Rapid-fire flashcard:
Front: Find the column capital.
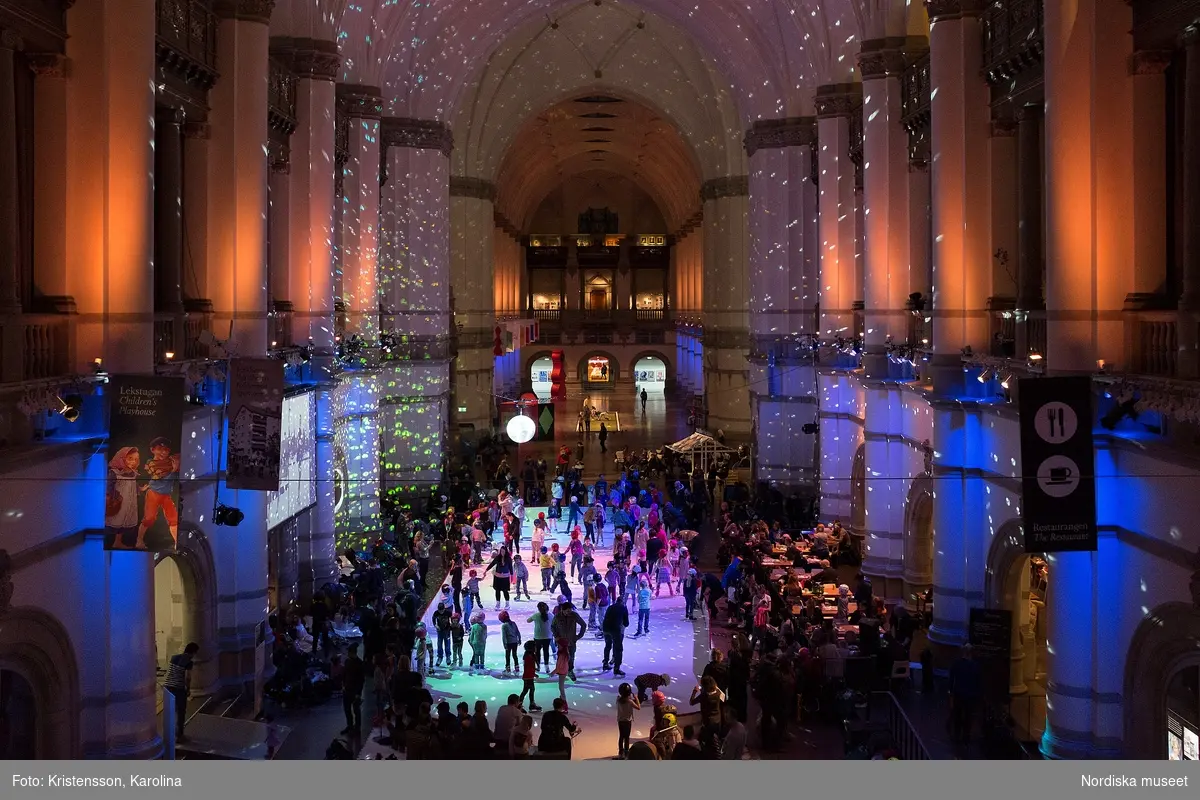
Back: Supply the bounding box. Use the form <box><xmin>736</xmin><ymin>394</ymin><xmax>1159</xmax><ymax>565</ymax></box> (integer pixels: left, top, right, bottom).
<box><xmin>156</xmin><ymin>106</ymin><xmax>186</xmax><ymax>127</ymax></box>
<box><xmin>336</xmin><ymin>83</ymin><xmax>383</xmax><ymax>119</ymax></box>
<box><xmin>700</xmin><ymin>175</ymin><xmax>749</xmax><ymax>201</ymax></box>
<box><xmin>213</xmin><ymin>0</ymin><xmax>275</xmax><ymax>24</ymax></box>
<box><xmin>814</xmin><ymin>83</ymin><xmax>863</xmax><ymax>119</ymax></box>
<box><xmin>380</xmin><ymin>117</ymin><xmax>453</xmax><ymax>157</ymax></box>
<box><xmin>27</xmin><ymin>53</ymin><xmax>68</xmax><ymax>78</ymax></box>
<box><xmin>858</xmin><ymin>37</ymin><xmax>928</xmax><ymax>80</ymax></box>
<box><xmin>989</xmin><ymin>116</ymin><xmax>1018</xmax><ymax>137</ymax></box>
<box><xmin>183</xmin><ymin>121</ymin><xmax>211</xmax><ymax>140</ymax></box>
<box><xmin>924</xmin><ymin>0</ymin><xmax>985</xmax><ymax>22</ymax></box>
<box><xmin>271</xmin><ymin>37</ymin><xmax>340</xmax><ymax>82</ymax></box>
<box><xmin>1127</xmin><ymin>50</ymin><xmax>1173</xmax><ymax>75</ymax></box>
<box><xmin>0</xmin><ymin>27</ymin><xmax>24</xmax><ymax>51</ymax></box>
<box><xmin>743</xmin><ymin>117</ymin><xmax>815</xmax><ymax>157</ymax></box>
<box><xmin>449</xmin><ymin>176</ymin><xmax>497</xmax><ymax>202</ymax></box>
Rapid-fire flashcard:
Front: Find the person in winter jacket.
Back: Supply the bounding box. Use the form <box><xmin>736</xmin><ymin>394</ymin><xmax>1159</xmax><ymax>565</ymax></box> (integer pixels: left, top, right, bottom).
<box><xmin>513</xmin><ymin>554</ymin><xmax>531</xmax><ymax>600</ymax></box>
<box><xmin>602</xmin><ymin>599</ymin><xmax>629</xmax><ymax>676</ymax></box>
<box><xmin>526</xmin><ymin>602</ymin><xmax>553</xmax><ymax>671</ymax></box>
<box><xmin>449</xmin><ymin>612</ymin><xmax>466</xmax><ymax>667</ymax></box>
<box><xmin>682</xmin><ymin>568</ymin><xmax>700</xmax><ymax>621</ymax></box>
<box><xmin>468</xmin><ymin>611</ymin><xmax>488</xmax><ymax>672</ymax></box>
<box><xmin>432</xmin><ymin>601</ymin><xmax>453</xmax><ymax>666</ymax></box>
<box><xmin>588</xmin><ymin>579</ymin><xmax>610</xmax><ymax>631</ymax></box>
<box><xmin>550</xmin><ymin>600</ymin><xmax>587</xmax><ymax>681</ymax></box>
<box><xmin>499</xmin><ymin>610</ymin><xmax>522</xmax><ymax>673</ymax></box>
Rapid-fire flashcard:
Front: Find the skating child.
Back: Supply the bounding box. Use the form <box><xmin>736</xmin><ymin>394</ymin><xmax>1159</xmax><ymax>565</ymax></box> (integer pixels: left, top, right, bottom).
<box><xmin>518</xmin><ymin>641</ymin><xmax>542</xmax><ymax>712</ymax></box>
<box><xmin>682</xmin><ymin>568</ymin><xmax>699</xmax><ymax>621</ymax></box>
<box><xmin>451</xmin><ymin>614</ymin><xmax>468</xmax><ymax>671</ymax></box>
<box><xmin>468</xmin><ymin>610</ymin><xmax>488</xmax><ymax>672</ymax></box>
<box><xmin>675</xmin><ymin>547</ymin><xmax>691</xmax><ymax>593</ymax></box>
<box><xmin>531</xmin><ymin>514</ymin><xmax>546</xmax><ymax>556</ymax></box>
<box><xmin>547</xmin><ymin>498</ymin><xmax>562</xmax><ymax>530</ymax></box>
<box><xmin>589</xmin><ymin>578</ymin><xmax>609</xmax><ymax>633</ymax></box>
<box><xmin>466</xmin><ymin>569</ymin><xmax>482</xmax><ymax>614</ymax></box>
<box><xmin>654</xmin><ymin>552</ymin><xmax>674</xmax><ymax>597</ymax></box>
<box><xmin>568</xmin><ymin>530</ymin><xmax>584</xmax><ymax>580</ymax></box>
<box><xmin>499</xmin><ymin>610</ymin><xmax>522</xmax><ymax>673</ymax></box>
<box><xmin>458</xmin><ymin>536</ymin><xmax>471</xmax><ymax>565</ymax></box>
<box><xmin>552</xmin><ymin>553</ymin><xmax>572</xmax><ymax>604</ymax></box>
<box><xmin>433</xmin><ymin>601</ymin><xmax>453</xmax><ymax>666</ymax></box>
<box><xmin>471</xmin><ymin>526</ymin><xmax>487</xmax><ymax>564</ymax></box>
<box><xmin>635</xmin><ymin>579</ymin><xmax>653</xmax><ymax>635</ymax></box>
<box><xmin>634</xmin><ymin>672</ymin><xmax>672</xmax><ymax>703</ymax></box>
<box><xmin>578</xmin><ymin>556</ymin><xmax>598</xmax><ymax>609</ymax></box>
<box><xmin>615</xmin><ymin>683</ymin><xmax>640</xmax><ymax>759</ymax></box>
<box><xmin>538</xmin><ymin>546</ymin><xmax>554</xmax><ymax>593</ymax></box>
<box><xmin>667</xmin><ymin>539</ymin><xmax>681</xmax><ymax>579</ymax></box>
<box><xmin>413</xmin><ymin>623</ymin><xmax>433</xmax><ymax>678</ymax></box>
<box><xmin>605</xmin><ymin>561</ymin><xmax>621</xmax><ymax>602</ymax></box>
<box><xmin>513</xmin><ymin>554</ymin><xmax>532</xmax><ymax>600</ymax></box>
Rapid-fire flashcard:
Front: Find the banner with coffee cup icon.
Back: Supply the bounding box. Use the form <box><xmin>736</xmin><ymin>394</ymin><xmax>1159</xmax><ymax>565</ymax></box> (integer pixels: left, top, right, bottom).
<box><xmin>1018</xmin><ymin>376</ymin><xmax>1097</xmax><ymax>552</ymax></box>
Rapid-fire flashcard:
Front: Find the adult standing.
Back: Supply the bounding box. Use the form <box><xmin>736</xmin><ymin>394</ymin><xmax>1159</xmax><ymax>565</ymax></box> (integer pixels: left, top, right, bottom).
<box><xmin>164</xmin><ymin>642</ymin><xmax>199</xmax><ymax>742</ymax></box>
<box><xmin>640</xmin><ymin>388</ymin><xmax>648</xmax><ymax>412</ymax></box>
<box><xmin>483</xmin><ymin>547</ymin><xmax>514</xmax><ymax>609</ymax></box>
<box><xmin>448</xmin><ymin>554</ymin><xmax>465</xmax><ymax>615</ymax></box>
<box><xmin>601</xmin><ymin>598</ymin><xmax>629</xmax><ymax>677</ymax></box>
<box><xmin>341</xmin><ymin>644</ymin><xmax>367</xmax><ymax>736</ymax></box>
<box><xmin>551</xmin><ymin>599</ymin><xmax>587</xmax><ymax>681</ymax></box>
<box><xmin>527</xmin><ymin>602</ymin><xmax>553</xmax><ymax>672</ymax></box>
<box><xmin>598</xmin><ymin>422</ymin><xmax>609</xmax><ymax>453</ymax></box>
<box><xmin>948</xmin><ymin>644</ymin><xmax>983</xmax><ymax>744</ymax></box>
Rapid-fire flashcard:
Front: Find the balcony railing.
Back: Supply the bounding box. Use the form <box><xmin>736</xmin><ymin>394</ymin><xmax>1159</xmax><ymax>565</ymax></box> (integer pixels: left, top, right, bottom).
<box><xmin>981</xmin><ymin>0</ymin><xmax>1045</xmax><ymax>86</ymax></box>
<box><xmin>634</xmin><ymin>308</ymin><xmax>665</xmax><ymax>322</ymax></box>
<box><xmin>270</xmin><ymin>301</ymin><xmax>294</xmax><ymax>348</ymax></box>
<box><xmin>0</xmin><ymin>315</ymin><xmax>74</xmax><ymax>382</ymax></box>
<box><xmin>155</xmin><ymin>0</ymin><xmax>217</xmax><ymax>73</ymax></box>
<box><xmin>531</xmin><ymin>308</ymin><xmax>561</xmax><ymax>322</ymax></box>
<box><xmin>154</xmin><ymin>305</ymin><xmax>215</xmax><ymax>364</ymax></box>
<box><xmin>1125</xmin><ymin>309</ymin><xmax>1179</xmax><ymax>377</ymax></box>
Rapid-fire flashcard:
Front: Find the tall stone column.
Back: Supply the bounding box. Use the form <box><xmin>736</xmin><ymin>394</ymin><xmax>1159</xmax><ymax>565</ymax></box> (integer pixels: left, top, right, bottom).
<box><xmin>278</xmin><ymin>39</ymin><xmax>338</xmax><ymax>357</ymax></box>
<box><xmin>1014</xmin><ymin>105</ymin><xmax>1043</xmax><ymax>358</ymax></box>
<box><xmin>988</xmin><ymin>117</ymin><xmax>1018</xmax><ymax>303</ymax></box>
<box><xmin>379</xmin><ymin>117</ymin><xmax>453</xmax><ymax>497</ymax></box>
<box><xmin>1127</xmin><ymin>51</ymin><xmax>1172</xmax><ymax>300</ymax></box>
<box><xmin>338</xmin><ymin>84</ymin><xmax>382</xmax><ymax>339</ymax></box>
<box><xmin>1179</xmin><ymin>28</ymin><xmax>1200</xmax><ymax>377</ymax></box>
<box><xmin>268</xmin><ymin>157</ymin><xmax>291</xmax><ymax>327</ymax></box>
<box><xmin>209</xmin><ymin>1</ymin><xmax>272</xmax><ymax>357</ymax></box>
<box><xmin>860</xmin><ymin>41</ymin><xmax>917</xmax><ymax>377</ymax></box>
<box><xmin>28</xmin><ymin>54</ymin><xmax>72</xmax><ymax>310</ymax></box>
<box><xmin>926</xmin><ymin>0</ymin><xmax>991</xmax><ymax>391</ymax></box>
<box><xmin>65</xmin><ymin>0</ymin><xmax>155</xmax><ymax>374</ymax></box>
<box><xmin>1042</xmin><ymin>0</ymin><xmax>1133</xmax><ymax>374</ymax></box>
<box><xmin>908</xmin><ymin>160</ymin><xmax>932</xmax><ymax>306</ymax></box>
<box><xmin>450</xmin><ymin>176</ymin><xmax>498</xmax><ymax>433</ymax></box>
<box><xmin>815</xmin><ymin>84</ymin><xmax>862</xmax><ymax>355</ymax></box>
<box><xmin>0</xmin><ymin>28</ymin><xmax>22</xmax><ymax>313</ymax></box>
<box><xmin>745</xmin><ymin>118</ymin><xmax>819</xmax><ymax>488</ymax></box>
<box><xmin>182</xmin><ymin>121</ymin><xmax>212</xmax><ymax>303</ymax></box>
<box><xmin>700</xmin><ymin>175</ymin><xmax>750</xmax><ymax>437</ymax></box>
<box><xmin>154</xmin><ymin>107</ymin><xmax>185</xmax><ymax>313</ymax></box>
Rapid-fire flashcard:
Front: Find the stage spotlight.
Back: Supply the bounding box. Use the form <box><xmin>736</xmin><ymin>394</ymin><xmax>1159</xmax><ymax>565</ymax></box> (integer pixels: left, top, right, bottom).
<box><xmin>57</xmin><ymin>394</ymin><xmax>83</xmax><ymax>423</ymax></box>
<box><xmin>213</xmin><ymin>504</ymin><xmax>245</xmax><ymax>526</ymax></box>
<box><xmin>977</xmin><ymin>368</ymin><xmax>993</xmax><ymax>383</ymax></box>
<box><xmin>999</xmin><ymin>371</ymin><xmax>1012</xmax><ymax>389</ymax></box>
<box><xmin>1100</xmin><ymin>397</ymin><xmax>1139</xmax><ymax>430</ymax></box>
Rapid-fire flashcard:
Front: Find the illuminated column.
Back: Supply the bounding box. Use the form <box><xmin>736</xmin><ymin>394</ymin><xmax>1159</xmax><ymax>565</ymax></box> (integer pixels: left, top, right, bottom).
<box><xmin>301</xmin><ymin>385</ymin><xmax>338</xmax><ymax>598</ymax></box>
<box><xmin>64</xmin><ymin>0</ymin><xmax>156</xmax><ymax>373</ymax></box>
<box><xmin>860</xmin><ymin>42</ymin><xmax>916</xmax><ymax>377</ymax></box>
<box><xmin>816</xmin><ymin>84</ymin><xmax>862</xmax><ymax>354</ymax></box>
<box><xmin>701</xmin><ymin>176</ymin><xmax>750</xmax><ymax>437</ymax></box>
<box><xmin>450</xmin><ymin>176</ymin><xmax>497</xmax><ymax>432</ymax></box>
<box><xmin>268</xmin><ymin>156</ymin><xmax>291</xmax><ymax>322</ymax></box>
<box><xmin>908</xmin><ymin>160</ymin><xmax>932</xmax><ymax>304</ymax></box>
<box><xmin>277</xmin><ymin>39</ymin><xmax>338</xmax><ymax>356</ymax></box>
<box><xmin>927</xmin><ymin>0</ymin><xmax>990</xmax><ymax>390</ymax></box>
<box><xmin>338</xmin><ymin>85</ymin><xmax>382</xmax><ymax>339</ymax></box>
<box><xmin>208</xmin><ymin>1</ymin><xmax>272</xmax><ymax>357</ymax></box>
<box><xmin>745</xmin><ymin>118</ymin><xmax>819</xmax><ymax>488</ymax></box>
<box><xmin>1126</xmin><ymin>51</ymin><xmax>1171</xmax><ymax>302</ymax></box>
<box><xmin>1179</xmin><ymin>28</ymin><xmax>1200</xmax><ymax>377</ymax></box>
<box><xmin>988</xmin><ymin>117</ymin><xmax>1018</xmax><ymax>309</ymax></box>
<box><xmin>182</xmin><ymin>121</ymin><xmax>211</xmax><ymax>302</ymax></box>
<box><xmin>1042</xmin><ymin>0</ymin><xmax>1133</xmax><ymax>373</ymax></box>
<box><xmin>155</xmin><ymin>107</ymin><xmax>185</xmax><ymax>314</ymax></box>
<box><xmin>379</xmin><ymin>117</ymin><xmax>452</xmax><ymax>498</ymax></box>
<box><xmin>0</xmin><ymin>28</ymin><xmax>21</xmax><ymax>312</ymax></box>
<box><xmin>28</xmin><ymin>54</ymin><xmax>72</xmax><ymax>311</ymax></box>
<box><xmin>927</xmin><ymin>402</ymin><xmax>968</xmax><ymax>648</ymax></box>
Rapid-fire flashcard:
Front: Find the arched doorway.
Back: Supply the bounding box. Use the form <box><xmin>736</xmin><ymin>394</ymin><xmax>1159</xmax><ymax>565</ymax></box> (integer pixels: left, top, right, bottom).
<box><xmin>581</xmin><ymin>353</ymin><xmax>617</xmax><ymax>387</ymax></box>
<box><xmin>984</xmin><ymin>520</ymin><xmax>1050</xmax><ymax>743</ymax></box>
<box><xmin>0</xmin><ymin>668</ymin><xmax>37</xmax><ymax>758</ymax></box>
<box><xmin>1125</xmin><ymin>602</ymin><xmax>1200</xmax><ymax>758</ymax></box>
<box><xmin>530</xmin><ymin>355</ymin><xmax>554</xmax><ymax>398</ymax></box>
<box><xmin>902</xmin><ymin>474</ymin><xmax>934</xmax><ymax>613</ymax></box>
<box><xmin>633</xmin><ymin>355</ymin><xmax>667</xmax><ymax>393</ymax></box>
<box><xmin>154</xmin><ymin>556</ymin><xmax>196</xmax><ymax>677</ymax></box>
<box><xmin>154</xmin><ymin>524</ymin><xmax>218</xmax><ymax>701</ymax></box>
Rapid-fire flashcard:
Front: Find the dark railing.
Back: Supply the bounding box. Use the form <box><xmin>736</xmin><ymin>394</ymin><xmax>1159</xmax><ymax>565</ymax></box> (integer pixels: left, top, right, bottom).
<box><xmin>872</xmin><ymin>691</ymin><xmax>932</xmax><ymax>760</ymax></box>
<box><xmin>531</xmin><ymin>308</ymin><xmax>561</xmax><ymax>322</ymax></box>
<box><xmin>981</xmin><ymin>0</ymin><xmax>1045</xmax><ymax>85</ymax></box>
<box><xmin>901</xmin><ymin>51</ymin><xmax>932</xmax><ymax>162</ymax></box>
<box><xmin>155</xmin><ymin>0</ymin><xmax>217</xmax><ymax>72</ymax></box>
<box><xmin>268</xmin><ymin>57</ymin><xmax>298</xmax><ymax>134</ymax></box>
<box><xmin>634</xmin><ymin>308</ymin><xmax>665</xmax><ymax>322</ymax></box>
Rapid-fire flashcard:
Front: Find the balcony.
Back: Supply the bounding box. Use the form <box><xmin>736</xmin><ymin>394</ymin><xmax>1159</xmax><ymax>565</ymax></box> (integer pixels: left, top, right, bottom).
<box><xmin>153</xmin><ymin>302</ymin><xmax>215</xmax><ymax>365</ymax></box>
<box><xmin>1124</xmin><ymin>307</ymin><xmax>1182</xmax><ymax>378</ymax></box>
<box><xmin>154</xmin><ymin>0</ymin><xmax>218</xmax><ymax>89</ymax></box>
<box><xmin>0</xmin><ymin>314</ymin><xmax>74</xmax><ymax>383</ymax></box>
<box><xmin>981</xmin><ymin>0</ymin><xmax>1045</xmax><ymax>86</ymax></box>
<box><xmin>531</xmin><ymin>308</ymin><xmax>561</xmax><ymax>323</ymax></box>
<box><xmin>270</xmin><ymin>301</ymin><xmax>294</xmax><ymax>348</ymax></box>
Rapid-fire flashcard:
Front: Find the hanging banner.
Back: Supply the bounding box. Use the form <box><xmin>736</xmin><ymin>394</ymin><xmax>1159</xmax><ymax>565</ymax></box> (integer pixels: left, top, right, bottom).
<box><xmin>1017</xmin><ymin>376</ymin><xmax>1097</xmax><ymax>552</ymax></box>
<box><xmin>226</xmin><ymin>358</ymin><xmax>285</xmax><ymax>491</ymax></box>
<box><xmin>104</xmin><ymin>375</ymin><xmax>185</xmax><ymax>552</ymax></box>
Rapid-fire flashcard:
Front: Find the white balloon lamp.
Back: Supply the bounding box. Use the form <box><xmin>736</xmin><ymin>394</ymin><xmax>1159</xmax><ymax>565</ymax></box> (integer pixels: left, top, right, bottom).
<box><xmin>506</xmin><ymin>413</ymin><xmax>536</xmax><ymax>444</ymax></box>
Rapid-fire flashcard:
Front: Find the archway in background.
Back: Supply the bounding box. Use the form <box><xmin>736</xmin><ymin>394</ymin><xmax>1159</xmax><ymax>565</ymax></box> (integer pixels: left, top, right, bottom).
<box><xmin>902</xmin><ymin>474</ymin><xmax>934</xmax><ymax>611</ymax></box>
<box><xmin>1125</xmin><ymin>602</ymin><xmax>1200</xmax><ymax>758</ymax></box>
<box><xmin>0</xmin><ymin>668</ymin><xmax>37</xmax><ymax>758</ymax></box>
<box><xmin>157</xmin><ymin>524</ymin><xmax>219</xmax><ymax>698</ymax></box>
<box><xmin>531</xmin><ymin>355</ymin><xmax>554</xmax><ymax>398</ymax></box>
<box><xmin>580</xmin><ymin>352</ymin><xmax>619</xmax><ymax>387</ymax></box>
<box><xmin>0</xmin><ymin>607</ymin><xmax>81</xmax><ymax>758</ymax></box>
<box><xmin>633</xmin><ymin>355</ymin><xmax>667</xmax><ymax>393</ymax></box>
<box><xmin>154</xmin><ymin>557</ymin><xmax>195</xmax><ymax>676</ymax></box>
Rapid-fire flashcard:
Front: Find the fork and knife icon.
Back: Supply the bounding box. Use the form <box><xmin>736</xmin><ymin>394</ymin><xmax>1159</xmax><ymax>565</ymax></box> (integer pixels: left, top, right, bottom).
<box><xmin>1045</xmin><ymin>406</ymin><xmax>1067</xmax><ymax>439</ymax></box>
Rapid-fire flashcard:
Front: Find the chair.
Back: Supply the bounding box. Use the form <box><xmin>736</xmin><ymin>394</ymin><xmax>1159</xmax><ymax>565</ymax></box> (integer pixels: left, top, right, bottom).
<box><xmin>889</xmin><ymin>661</ymin><xmax>911</xmax><ymax>690</ymax></box>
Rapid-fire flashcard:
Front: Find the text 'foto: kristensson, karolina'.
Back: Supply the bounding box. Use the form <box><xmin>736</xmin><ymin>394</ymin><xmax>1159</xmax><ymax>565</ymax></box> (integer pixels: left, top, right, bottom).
<box><xmin>1082</xmin><ymin>775</ymin><xmax>1189</xmax><ymax>788</ymax></box>
<box><xmin>13</xmin><ymin>774</ymin><xmax>183</xmax><ymax>788</ymax></box>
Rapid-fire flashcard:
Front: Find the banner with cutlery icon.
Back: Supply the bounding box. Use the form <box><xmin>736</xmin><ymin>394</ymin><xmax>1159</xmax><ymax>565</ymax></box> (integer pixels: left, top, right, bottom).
<box><xmin>1018</xmin><ymin>376</ymin><xmax>1097</xmax><ymax>552</ymax></box>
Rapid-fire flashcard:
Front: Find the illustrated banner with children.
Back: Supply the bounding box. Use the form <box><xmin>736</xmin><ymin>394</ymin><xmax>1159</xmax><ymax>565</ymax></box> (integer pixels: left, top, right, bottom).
<box><xmin>103</xmin><ymin>375</ymin><xmax>186</xmax><ymax>553</ymax></box>
<box><xmin>226</xmin><ymin>358</ymin><xmax>285</xmax><ymax>491</ymax></box>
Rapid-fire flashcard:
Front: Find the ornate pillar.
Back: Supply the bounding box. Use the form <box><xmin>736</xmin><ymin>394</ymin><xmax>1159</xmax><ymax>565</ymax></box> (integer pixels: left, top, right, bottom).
<box><xmin>815</xmin><ymin>84</ymin><xmax>862</xmax><ymax>358</ymax></box>
<box><xmin>700</xmin><ymin>175</ymin><xmax>751</xmax><ymax>437</ymax></box>
<box><xmin>988</xmin><ymin>116</ymin><xmax>1018</xmax><ymax>303</ymax></box>
<box><xmin>449</xmin><ymin>176</ymin><xmax>498</xmax><ymax>433</ymax></box>
<box><xmin>182</xmin><ymin>121</ymin><xmax>212</xmax><ymax>303</ymax></box>
<box><xmin>745</xmin><ymin>117</ymin><xmax>819</xmax><ymax>487</ymax></box>
<box><xmin>1179</xmin><ymin>28</ymin><xmax>1200</xmax><ymax>377</ymax></box>
<box><xmin>268</xmin><ymin>156</ymin><xmax>291</xmax><ymax>326</ymax></box>
<box><xmin>29</xmin><ymin>53</ymin><xmax>72</xmax><ymax>310</ymax></box>
<box><xmin>209</xmin><ymin>0</ymin><xmax>273</xmax><ymax>357</ymax></box>
<box><xmin>1127</xmin><ymin>51</ymin><xmax>1171</xmax><ymax>301</ymax></box>
<box><xmin>379</xmin><ymin>117</ymin><xmax>453</xmax><ymax>498</ymax></box>
<box><xmin>154</xmin><ymin>107</ymin><xmax>185</xmax><ymax>313</ymax></box>
<box><xmin>1014</xmin><ymin>105</ymin><xmax>1043</xmax><ymax>358</ymax></box>
<box><xmin>0</xmin><ymin>28</ymin><xmax>21</xmax><ymax>313</ymax></box>
<box><xmin>338</xmin><ymin>84</ymin><xmax>382</xmax><ymax>339</ymax></box>
<box><xmin>860</xmin><ymin>41</ymin><xmax>917</xmax><ymax>377</ymax></box>
<box><xmin>926</xmin><ymin>0</ymin><xmax>991</xmax><ymax>390</ymax></box>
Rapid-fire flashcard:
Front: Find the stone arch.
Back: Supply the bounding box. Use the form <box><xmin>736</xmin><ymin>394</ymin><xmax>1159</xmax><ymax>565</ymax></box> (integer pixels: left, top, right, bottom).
<box><xmin>630</xmin><ymin>350</ymin><xmax>672</xmax><ymax>381</ymax></box>
<box><xmin>984</xmin><ymin>518</ymin><xmax>1047</xmax><ymax>698</ymax></box>
<box><xmin>154</xmin><ymin>523</ymin><xmax>218</xmax><ymax>696</ymax></box>
<box><xmin>0</xmin><ymin>607</ymin><xmax>82</xmax><ymax>758</ymax></box>
<box><xmin>578</xmin><ymin>351</ymin><xmax>620</xmax><ymax>384</ymax></box>
<box><xmin>1124</xmin><ymin>601</ymin><xmax>1200</xmax><ymax>759</ymax></box>
<box><xmin>902</xmin><ymin>473</ymin><xmax>934</xmax><ymax>607</ymax></box>
<box><xmin>523</xmin><ymin>349</ymin><xmax>556</xmax><ymax>383</ymax></box>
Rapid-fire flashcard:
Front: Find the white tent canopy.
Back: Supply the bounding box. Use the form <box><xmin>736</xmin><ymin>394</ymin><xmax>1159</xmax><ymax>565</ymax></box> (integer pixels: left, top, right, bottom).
<box><xmin>666</xmin><ymin>430</ymin><xmax>737</xmax><ymax>472</ymax></box>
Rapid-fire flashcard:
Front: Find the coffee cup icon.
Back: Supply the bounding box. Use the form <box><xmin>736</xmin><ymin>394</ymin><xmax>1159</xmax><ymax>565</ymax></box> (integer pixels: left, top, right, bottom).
<box><xmin>1048</xmin><ymin>466</ymin><xmax>1073</xmax><ymax>484</ymax></box>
